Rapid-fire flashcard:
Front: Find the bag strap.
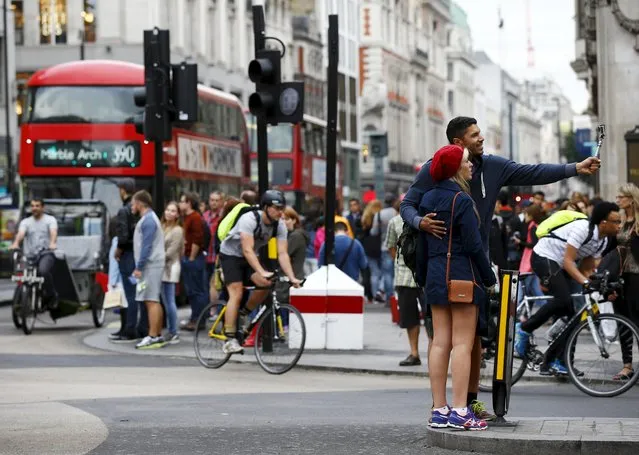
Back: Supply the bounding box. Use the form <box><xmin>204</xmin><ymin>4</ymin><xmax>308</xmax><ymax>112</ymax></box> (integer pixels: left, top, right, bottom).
<box><xmin>338</xmin><ymin>238</ymin><xmax>356</xmax><ymax>269</ymax></box>
<box><xmin>445</xmin><ymin>192</ymin><xmax>477</xmax><ymax>286</ymax></box>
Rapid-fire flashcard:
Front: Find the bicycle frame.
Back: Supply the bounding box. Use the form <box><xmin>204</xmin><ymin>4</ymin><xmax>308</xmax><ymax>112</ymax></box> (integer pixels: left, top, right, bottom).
<box><xmin>207</xmin><ymin>286</ymin><xmax>285</xmax><ymax>342</ymax></box>
<box><xmin>526</xmin><ymin>293</ymin><xmax>607</xmax><ymax>362</ymax></box>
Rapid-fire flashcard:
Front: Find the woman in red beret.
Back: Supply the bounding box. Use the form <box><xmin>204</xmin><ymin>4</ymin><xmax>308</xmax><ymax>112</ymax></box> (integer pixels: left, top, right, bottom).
<box><xmin>419</xmin><ymin>144</ymin><xmax>496</xmax><ymax>431</ymax></box>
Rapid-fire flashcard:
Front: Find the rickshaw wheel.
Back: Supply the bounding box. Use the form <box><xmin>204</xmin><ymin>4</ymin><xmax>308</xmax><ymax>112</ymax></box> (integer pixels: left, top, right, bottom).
<box><xmin>11</xmin><ymin>286</ymin><xmax>22</xmax><ymax>329</ymax></box>
<box><xmin>90</xmin><ymin>283</ymin><xmax>105</xmax><ymax>328</ymax></box>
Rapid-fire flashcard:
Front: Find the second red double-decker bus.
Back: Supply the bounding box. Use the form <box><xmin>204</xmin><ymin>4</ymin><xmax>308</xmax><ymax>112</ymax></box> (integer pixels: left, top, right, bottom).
<box><xmin>245</xmin><ymin>113</ymin><xmax>342</xmax><ymax>213</ymax></box>
<box><xmin>19</xmin><ymin>60</ymin><xmax>249</xmax><ymax>215</ymax></box>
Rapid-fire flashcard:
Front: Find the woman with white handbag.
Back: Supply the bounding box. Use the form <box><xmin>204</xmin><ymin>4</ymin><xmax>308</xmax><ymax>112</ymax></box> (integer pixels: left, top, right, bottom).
<box><xmin>107</xmin><ymin>218</ymin><xmax>128</xmax><ymax>340</ymax></box>
<box><xmin>161</xmin><ymin>202</ymin><xmax>184</xmax><ymax>345</ymax></box>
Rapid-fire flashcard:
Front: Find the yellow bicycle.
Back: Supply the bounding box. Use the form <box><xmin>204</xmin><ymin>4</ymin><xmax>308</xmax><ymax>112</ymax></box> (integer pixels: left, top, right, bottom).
<box><xmin>194</xmin><ymin>271</ymin><xmax>306</xmax><ymax>374</ymax></box>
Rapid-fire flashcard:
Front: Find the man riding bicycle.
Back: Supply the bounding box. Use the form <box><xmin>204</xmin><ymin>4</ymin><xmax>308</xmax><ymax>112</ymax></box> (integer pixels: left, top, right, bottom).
<box><xmin>514</xmin><ymin>202</ymin><xmax>621</xmax><ymax>375</ymax></box>
<box><xmin>10</xmin><ymin>198</ymin><xmax>59</xmax><ymax>309</ymax></box>
<box><xmin>218</xmin><ymin>190</ymin><xmax>301</xmax><ymax>354</ymax></box>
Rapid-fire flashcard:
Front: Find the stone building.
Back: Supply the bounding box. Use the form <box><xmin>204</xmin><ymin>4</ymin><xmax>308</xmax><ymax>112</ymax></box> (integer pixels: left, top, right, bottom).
<box><xmin>571</xmin><ymin>0</ymin><xmax>639</xmax><ymax>199</ymax></box>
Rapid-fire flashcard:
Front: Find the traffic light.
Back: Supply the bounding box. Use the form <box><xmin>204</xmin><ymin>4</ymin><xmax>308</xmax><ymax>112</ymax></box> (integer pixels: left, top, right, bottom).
<box><xmin>369</xmin><ymin>132</ymin><xmax>389</xmax><ymax>158</ymax></box>
<box><xmin>171</xmin><ymin>63</ymin><xmax>198</xmax><ymax>123</ymax></box>
<box><xmin>133</xmin><ymin>28</ymin><xmax>172</xmax><ymax>142</ymax></box>
<box><xmin>248</xmin><ymin>49</ymin><xmax>304</xmax><ymax>124</ymax></box>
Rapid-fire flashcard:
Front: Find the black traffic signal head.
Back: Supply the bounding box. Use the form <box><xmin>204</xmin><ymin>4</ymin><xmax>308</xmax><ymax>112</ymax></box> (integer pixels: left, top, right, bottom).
<box><xmin>133</xmin><ymin>87</ymin><xmax>146</xmax><ymax>108</ymax></box>
<box><xmin>248</xmin><ymin>49</ymin><xmax>281</xmax><ymax>85</ymax></box>
<box><xmin>248</xmin><ymin>48</ymin><xmax>304</xmax><ymax>125</ymax></box>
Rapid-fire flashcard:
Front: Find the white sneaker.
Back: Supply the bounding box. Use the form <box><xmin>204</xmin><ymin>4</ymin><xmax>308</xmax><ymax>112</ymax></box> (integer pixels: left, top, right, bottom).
<box><xmin>164</xmin><ymin>333</ymin><xmax>180</xmax><ymax>345</ymax></box>
<box><xmin>135</xmin><ymin>336</ymin><xmax>166</xmax><ymax>350</ymax></box>
<box><xmin>223</xmin><ymin>338</ymin><xmax>244</xmax><ymax>354</ymax></box>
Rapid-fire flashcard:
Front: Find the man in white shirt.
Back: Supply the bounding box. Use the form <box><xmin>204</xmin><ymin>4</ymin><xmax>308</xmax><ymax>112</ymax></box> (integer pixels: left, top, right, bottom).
<box><xmin>11</xmin><ymin>198</ymin><xmax>59</xmax><ymax>308</ymax></box>
<box><xmin>515</xmin><ymin>202</ymin><xmax>621</xmax><ymax>375</ymax></box>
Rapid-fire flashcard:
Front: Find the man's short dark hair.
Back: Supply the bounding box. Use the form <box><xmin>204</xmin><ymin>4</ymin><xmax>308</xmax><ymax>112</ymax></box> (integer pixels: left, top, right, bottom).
<box><xmin>30</xmin><ymin>197</ymin><xmax>44</xmax><ymax>206</ymax></box>
<box><xmin>589</xmin><ymin>197</ymin><xmax>603</xmax><ymax>207</ymax></box>
<box><xmin>181</xmin><ymin>192</ymin><xmax>199</xmax><ymax>211</ymax></box>
<box><xmin>241</xmin><ymin>190</ymin><xmax>257</xmax><ymax>205</ymax></box>
<box><xmin>446</xmin><ymin>116</ymin><xmax>478</xmax><ymax>144</ymax></box>
<box><xmin>498</xmin><ymin>191</ymin><xmax>510</xmax><ymax>206</ymax></box>
<box><xmin>349</xmin><ymin>198</ymin><xmax>360</xmax><ymax>205</ymax></box>
<box><xmin>591</xmin><ymin>202</ymin><xmax>619</xmax><ymax>226</ymax></box>
<box><xmin>132</xmin><ymin>190</ymin><xmax>153</xmax><ymax>208</ymax></box>
<box><xmin>116</xmin><ymin>178</ymin><xmax>136</xmax><ymax>194</ymax></box>
<box><xmin>533</xmin><ymin>191</ymin><xmax>545</xmax><ymax>198</ymax></box>
<box><xmin>335</xmin><ymin>222</ymin><xmax>348</xmax><ymax>232</ymax></box>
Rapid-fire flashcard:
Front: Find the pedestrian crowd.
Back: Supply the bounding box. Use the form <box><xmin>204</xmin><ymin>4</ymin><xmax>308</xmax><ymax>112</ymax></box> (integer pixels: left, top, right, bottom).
<box><xmin>97</xmin><ymin>115</ymin><xmax>639</xmax><ymax>433</ymax></box>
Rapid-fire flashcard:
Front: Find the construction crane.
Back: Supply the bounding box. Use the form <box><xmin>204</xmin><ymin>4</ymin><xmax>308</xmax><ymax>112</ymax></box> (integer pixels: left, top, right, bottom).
<box><xmin>526</xmin><ymin>0</ymin><xmax>535</xmax><ymax>68</ymax></box>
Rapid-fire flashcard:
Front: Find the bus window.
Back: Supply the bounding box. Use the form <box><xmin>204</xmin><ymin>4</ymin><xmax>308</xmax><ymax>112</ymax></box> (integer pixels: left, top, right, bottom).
<box><xmin>314</xmin><ymin>127</ymin><xmax>325</xmax><ymax>157</ymax></box>
<box><xmin>26</xmin><ymin>86</ymin><xmax>142</xmax><ymax>124</ymax></box>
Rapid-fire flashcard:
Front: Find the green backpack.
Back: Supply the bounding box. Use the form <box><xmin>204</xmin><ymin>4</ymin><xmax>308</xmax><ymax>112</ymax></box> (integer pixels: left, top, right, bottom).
<box><xmin>215</xmin><ymin>203</ymin><xmax>278</xmax><ymax>245</ymax></box>
<box><xmin>536</xmin><ymin>210</ymin><xmax>588</xmax><ymax>239</ymax></box>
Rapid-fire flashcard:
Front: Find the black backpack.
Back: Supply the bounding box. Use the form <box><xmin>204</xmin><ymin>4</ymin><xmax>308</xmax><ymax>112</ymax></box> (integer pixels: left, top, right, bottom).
<box><xmin>397</xmin><ymin>222</ymin><xmax>419</xmax><ymax>280</ymax></box>
<box><xmin>201</xmin><ymin>217</ymin><xmax>212</xmax><ymax>252</ymax></box>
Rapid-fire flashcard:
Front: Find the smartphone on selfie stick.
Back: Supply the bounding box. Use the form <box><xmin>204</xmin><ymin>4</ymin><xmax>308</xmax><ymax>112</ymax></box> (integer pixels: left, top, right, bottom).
<box><xmin>594</xmin><ymin>124</ymin><xmax>605</xmax><ymax>159</ymax></box>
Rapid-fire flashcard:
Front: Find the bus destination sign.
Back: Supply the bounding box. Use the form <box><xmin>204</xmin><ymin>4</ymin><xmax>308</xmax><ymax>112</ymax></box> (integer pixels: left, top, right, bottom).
<box><xmin>34</xmin><ymin>140</ymin><xmax>141</xmax><ymax>168</ymax></box>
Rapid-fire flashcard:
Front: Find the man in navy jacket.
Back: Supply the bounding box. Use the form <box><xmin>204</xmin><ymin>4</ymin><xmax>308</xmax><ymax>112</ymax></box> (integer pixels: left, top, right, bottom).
<box><xmin>400</xmin><ymin>116</ymin><xmax>600</xmax><ymax>419</ymax></box>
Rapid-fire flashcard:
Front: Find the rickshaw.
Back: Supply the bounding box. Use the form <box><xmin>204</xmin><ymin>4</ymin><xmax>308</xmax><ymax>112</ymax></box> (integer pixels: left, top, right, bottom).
<box><xmin>11</xmin><ymin>199</ymin><xmax>108</xmax><ymax>334</ymax></box>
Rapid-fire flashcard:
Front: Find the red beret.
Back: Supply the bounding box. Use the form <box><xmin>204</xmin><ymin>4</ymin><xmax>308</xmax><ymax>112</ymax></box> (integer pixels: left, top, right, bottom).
<box><xmin>430</xmin><ymin>145</ymin><xmax>464</xmax><ymax>182</ymax></box>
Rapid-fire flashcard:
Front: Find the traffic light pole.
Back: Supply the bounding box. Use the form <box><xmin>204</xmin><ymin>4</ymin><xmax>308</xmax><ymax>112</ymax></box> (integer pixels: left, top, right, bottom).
<box><xmin>252</xmin><ymin>4</ymin><xmax>273</xmax><ymax>353</ymax></box>
<box><xmin>153</xmin><ymin>140</ymin><xmax>164</xmax><ymax>216</ymax></box>
<box><xmin>252</xmin><ymin>5</ymin><xmax>269</xmax><ymax>198</ymax></box>
<box><xmin>324</xmin><ymin>15</ymin><xmax>339</xmax><ymax>266</ymax></box>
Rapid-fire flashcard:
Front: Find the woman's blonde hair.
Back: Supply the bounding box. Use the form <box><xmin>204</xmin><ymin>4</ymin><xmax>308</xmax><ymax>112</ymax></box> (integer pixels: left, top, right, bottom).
<box><xmin>450</xmin><ymin>148</ymin><xmax>471</xmax><ymax>193</ymax></box>
<box><xmin>161</xmin><ymin>201</ymin><xmax>182</xmax><ymax>229</ymax></box>
<box><xmin>362</xmin><ymin>199</ymin><xmax>383</xmax><ymax>230</ymax></box>
<box><xmin>283</xmin><ymin>207</ymin><xmax>301</xmax><ymax>230</ymax></box>
<box><xmin>618</xmin><ymin>183</ymin><xmax>639</xmax><ymax>235</ymax></box>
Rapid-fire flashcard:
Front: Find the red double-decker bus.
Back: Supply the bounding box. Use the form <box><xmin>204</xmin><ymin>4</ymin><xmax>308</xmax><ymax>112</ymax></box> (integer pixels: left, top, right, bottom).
<box><xmin>19</xmin><ymin>60</ymin><xmax>249</xmax><ymax>215</ymax></box>
<box><xmin>245</xmin><ymin>113</ymin><xmax>342</xmax><ymax>213</ymax></box>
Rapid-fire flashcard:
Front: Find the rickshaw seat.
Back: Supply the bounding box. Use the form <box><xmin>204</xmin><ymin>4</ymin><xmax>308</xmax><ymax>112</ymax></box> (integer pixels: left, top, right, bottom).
<box><xmin>56</xmin><ymin>236</ymin><xmax>102</xmax><ymax>271</ymax></box>
<box><xmin>51</xmin><ymin>250</ymin><xmax>81</xmax><ymax>305</ymax></box>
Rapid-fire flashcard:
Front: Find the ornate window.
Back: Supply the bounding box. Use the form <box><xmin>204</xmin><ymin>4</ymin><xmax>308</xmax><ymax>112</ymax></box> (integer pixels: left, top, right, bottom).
<box><xmin>11</xmin><ymin>1</ymin><xmax>24</xmax><ymax>45</ymax></box>
<box><xmin>39</xmin><ymin>0</ymin><xmax>67</xmax><ymax>45</ymax></box>
<box><xmin>82</xmin><ymin>1</ymin><xmax>97</xmax><ymax>43</ymax></box>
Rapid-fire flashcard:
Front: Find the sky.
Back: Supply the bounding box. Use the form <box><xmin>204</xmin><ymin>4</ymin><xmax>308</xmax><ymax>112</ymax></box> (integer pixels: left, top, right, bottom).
<box><xmin>454</xmin><ymin>0</ymin><xmax>589</xmax><ymax>113</ymax></box>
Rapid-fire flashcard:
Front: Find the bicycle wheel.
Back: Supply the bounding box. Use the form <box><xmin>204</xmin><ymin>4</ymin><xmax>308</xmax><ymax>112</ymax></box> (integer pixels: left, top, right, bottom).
<box><xmin>20</xmin><ymin>285</ymin><xmax>36</xmax><ymax>335</ymax></box>
<box><xmin>12</xmin><ymin>286</ymin><xmax>22</xmax><ymax>329</ymax></box>
<box><xmin>254</xmin><ymin>303</ymin><xmax>306</xmax><ymax>375</ymax></box>
<box><xmin>194</xmin><ymin>302</ymin><xmax>231</xmax><ymax>369</ymax></box>
<box><xmin>478</xmin><ymin>342</ymin><xmax>527</xmax><ymax>393</ymax></box>
<box><xmin>90</xmin><ymin>283</ymin><xmax>106</xmax><ymax>328</ymax></box>
<box><xmin>565</xmin><ymin>313</ymin><xmax>639</xmax><ymax>397</ymax></box>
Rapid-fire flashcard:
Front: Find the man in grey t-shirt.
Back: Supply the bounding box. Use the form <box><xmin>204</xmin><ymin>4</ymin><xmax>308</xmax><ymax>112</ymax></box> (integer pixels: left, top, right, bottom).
<box><xmin>218</xmin><ymin>190</ymin><xmax>301</xmax><ymax>355</ymax></box>
<box><xmin>11</xmin><ymin>198</ymin><xmax>59</xmax><ymax>308</ymax></box>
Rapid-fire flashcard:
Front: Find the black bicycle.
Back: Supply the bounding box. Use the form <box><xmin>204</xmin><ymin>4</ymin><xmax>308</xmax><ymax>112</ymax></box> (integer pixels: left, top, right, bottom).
<box><xmin>194</xmin><ymin>270</ymin><xmax>306</xmax><ymax>374</ymax></box>
<box><xmin>480</xmin><ymin>272</ymin><xmax>639</xmax><ymax>397</ymax></box>
<box><xmin>11</xmin><ymin>250</ymin><xmax>47</xmax><ymax>335</ymax></box>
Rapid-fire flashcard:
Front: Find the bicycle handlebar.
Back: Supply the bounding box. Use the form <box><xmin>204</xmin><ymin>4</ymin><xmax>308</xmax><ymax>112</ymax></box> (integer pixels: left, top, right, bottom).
<box><xmin>585</xmin><ymin>271</ymin><xmax>623</xmax><ymax>296</ymax></box>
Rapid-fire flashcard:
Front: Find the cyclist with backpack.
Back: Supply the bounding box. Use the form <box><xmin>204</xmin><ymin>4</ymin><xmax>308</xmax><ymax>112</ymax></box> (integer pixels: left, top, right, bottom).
<box><xmin>514</xmin><ymin>202</ymin><xmax>621</xmax><ymax>375</ymax></box>
<box><xmin>218</xmin><ymin>190</ymin><xmax>302</xmax><ymax>354</ymax></box>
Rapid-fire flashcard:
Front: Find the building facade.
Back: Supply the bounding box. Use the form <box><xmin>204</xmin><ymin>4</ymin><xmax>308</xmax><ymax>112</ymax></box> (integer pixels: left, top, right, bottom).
<box><xmin>571</xmin><ymin>0</ymin><xmax>639</xmax><ymax>199</ymax></box>
<box><xmin>359</xmin><ymin>0</ymin><xmax>451</xmax><ymax>195</ymax></box>
<box><xmin>522</xmin><ymin>76</ymin><xmax>576</xmax><ymax>199</ymax></box>
<box><xmin>12</xmin><ymin>0</ymin><xmax>294</xmax><ymax>108</ymax></box>
<box><xmin>0</xmin><ymin>6</ymin><xmax>17</xmax><ymax>205</ymax></box>
<box><xmin>473</xmin><ymin>51</ymin><xmax>503</xmax><ymax>156</ymax></box>
<box><xmin>445</xmin><ymin>1</ymin><xmax>475</xmax><ymax>120</ymax></box>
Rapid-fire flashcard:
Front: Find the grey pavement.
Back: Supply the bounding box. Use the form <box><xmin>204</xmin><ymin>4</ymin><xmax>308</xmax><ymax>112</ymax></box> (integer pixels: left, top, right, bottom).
<box><xmin>427</xmin><ymin>417</ymin><xmax>639</xmax><ymax>455</ymax></box>
<box><xmin>84</xmin><ymin>304</ymin><xmax>599</xmax><ymax>384</ymax></box>
<box><xmin>0</xmin><ymin>278</ymin><xmax>14</xmax><ymax>304</ymax></box>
